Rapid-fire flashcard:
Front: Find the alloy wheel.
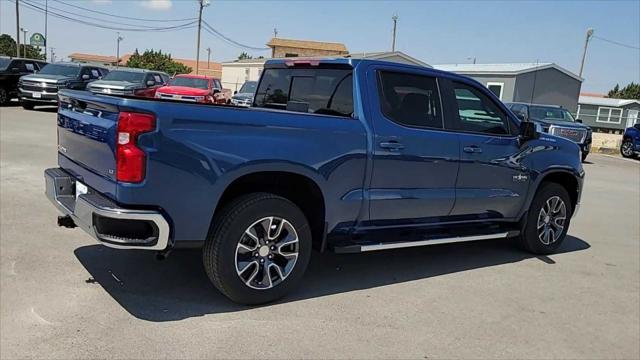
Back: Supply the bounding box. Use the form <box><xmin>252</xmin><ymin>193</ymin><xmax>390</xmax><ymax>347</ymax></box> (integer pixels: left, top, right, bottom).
<box><xmin>537</xmin><ymin>196</ymin><xmax>567</xmax><ymax>245</ymax></box>
<box><xmin>235</xmin><ymin>216</ymin><xmax>299</xmax><ymax>290</ymax></box>
<box><xmin>622</xmin><ymin>142</ymin><xmax>634</xmax><ymax>157</ymax></box>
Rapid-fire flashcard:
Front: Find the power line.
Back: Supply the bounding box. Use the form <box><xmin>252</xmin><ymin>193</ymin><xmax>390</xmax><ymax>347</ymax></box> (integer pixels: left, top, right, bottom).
<box><xmin>23</xmin><ymin>0</ymin><xmax>177</xmax><ymax>28</ymax></box>
<box><xmin>15</xmin><ymin>0</ymin><xmax>197</xmax><ymax>32</ymax></box>
<box><xmin>202</xmin><ymin>21</ymin><xmax>269</xmax><ymax>51</ymax></box>
<box><xmin>52</xmin><ymin>0</ymin><xmax>196</xmax><ymax>22</ymax></box>
<box><xmin>592</xmin><ymin>35</ymin><xmax>640</xmax><ymax>50</ymax></box>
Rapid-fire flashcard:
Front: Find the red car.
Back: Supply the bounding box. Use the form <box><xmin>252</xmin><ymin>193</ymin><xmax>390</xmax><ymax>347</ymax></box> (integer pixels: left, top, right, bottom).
<box><xmin>155</xmin><ymin>74</ymin><xmax>230</xmax><ymax>104</ymax></box>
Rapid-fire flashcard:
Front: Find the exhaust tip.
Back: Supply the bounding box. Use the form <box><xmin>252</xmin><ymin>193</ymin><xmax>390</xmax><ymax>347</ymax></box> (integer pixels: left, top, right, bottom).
<box><xmin>57</xmin><ymin>215</ymin><xmax>77</xmax><ymax>228</ymax></box>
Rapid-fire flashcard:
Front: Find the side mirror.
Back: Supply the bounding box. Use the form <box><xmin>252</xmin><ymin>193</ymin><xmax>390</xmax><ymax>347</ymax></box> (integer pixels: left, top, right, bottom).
<box><xmin>576</xmin><ymin>118</ymin><xmax>583</xmax><ymax>123</ymax></box>
<box><xmin>146</xmin><ymin>80</ymin><xmax>155</xmax><ymax>87</ymax></box>
<box><xmin>82</xmin><ymin>74</ymin><xmax>90</xmax><ymax>80</ymax></box>
<box><xmin>233</xmin><ymin>90</ymin><xmax>238</xmax><ymax>95</ymax></box>
<box><xmin>519</xmin><ymin>121</ymin><xmax>539</xmax><ymax>142</ymax></box>
<box><xmin>213</xmin><ymin>88</ymin><xmax>221</xmax><ymax>94</ymax></box>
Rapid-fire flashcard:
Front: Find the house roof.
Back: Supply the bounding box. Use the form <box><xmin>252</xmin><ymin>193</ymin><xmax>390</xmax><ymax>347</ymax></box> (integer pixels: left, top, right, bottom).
<box><xmin>68</xmin><ymin>53</ymin><xmax>118</xmax><ymax>63</ymax></box>
<box><xmin>579</xmin><ymin>96</ymin><xmax>640</xmax><ymax>107</ymax></box>
<box><xmin>433</xmin><ymin>63</ymin><xmax>583</xmax><ymax>82</ymax></box>
<box><xmin>221</xmin><ymin>58</ymin><xmax>269</xmax><ymax>65</ymax></box>
<box><xmin>266</xmin><ymin>38</ymin><xmax>348</xmax><ymax>53</ymax></box>
<box><xmin>345</xmin><ymin>51</ymin><xmax>431</xmax><ymax>68</ymax></box>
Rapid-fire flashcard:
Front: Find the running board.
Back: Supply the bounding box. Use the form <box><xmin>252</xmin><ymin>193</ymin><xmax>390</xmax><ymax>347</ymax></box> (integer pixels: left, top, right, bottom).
<box><xmin>333</xmin><ymin>231</ymin><xmax>515</xmax><ymax>253</ymax></box>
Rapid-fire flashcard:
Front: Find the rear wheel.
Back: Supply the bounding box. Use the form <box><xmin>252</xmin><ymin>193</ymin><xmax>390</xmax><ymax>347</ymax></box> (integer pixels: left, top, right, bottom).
<box><xmin>0</xmin><ymin>88</ymin><xmax>8</xmax><ymax>105</ymax></box>
<box><xmin>581</xmin><ymin>152</ymin><xmax>588</xmax><ymax>162</ymax></box>
<box><xmin>621</xmin><ymin>140</ymin><xmax>636</xmax><ymax>158</ymax></box>
<box><xmin>203</xmin><ymin>193</ymin><xmax>312</xmax><ymax>305</ymax></box>
<box><xmin>518</xmin><ymin>182</ymin><xmax>572</xmax><ymax>254</ymax></box>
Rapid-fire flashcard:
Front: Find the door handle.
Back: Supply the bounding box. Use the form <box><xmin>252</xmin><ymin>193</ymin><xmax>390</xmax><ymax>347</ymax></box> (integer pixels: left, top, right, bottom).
<box><xmin>463</xmin><ymin>145</ymin><xmax>483</xmax><ymax>153</ymax></box>
<box><xmin>379</xmin><ymin>141</ymin><xmax>405</xmax><ymax>151</ymax></box>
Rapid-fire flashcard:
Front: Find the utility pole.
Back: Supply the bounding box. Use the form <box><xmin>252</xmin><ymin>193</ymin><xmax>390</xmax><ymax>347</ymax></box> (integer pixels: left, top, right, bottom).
<box><xmin>391</xmin><ymin>14</ymin><xmax>398</xmax><ymax>52</ymax></box>
<box><xmin>20</xmin><ymin>28</ymin><xmax>28</xmax><ymax>58</ymax></box>
<box><xmin>50</xmin><ymin>47</ymin><xmax>55</xmax><ymax>62</ymax></box>
<box><xmin>206</xmin><ymin>47</ymin><xmax>211</xmax><ymax>69</ymax></box>
<box><xmin>44</xmin><ymin>0</ymin><xmax>48</xmax><ymax>61</ymax></box>
<box><xmin>579</xmin><ymin>28</ymin><xmax>594</xmax><ymax>78</ymax></box>
<box><xmin>16</xmin><ymin>0</ymin><xmax>20</xmax><ymax>57</ymax></box>
<box><xmin>195</xmin><ymin>0</ymin><xmax>210</xmax><ymax>75</ymax></box>
<box><xmin>273</xmin><ymin>27</ymin><xmax>278</xmax><ymax>38</ymax></box>
<box><xmin>116</xmin><ymin>32</ymin><xmax>123</xmax><ymax>67</ymax></box>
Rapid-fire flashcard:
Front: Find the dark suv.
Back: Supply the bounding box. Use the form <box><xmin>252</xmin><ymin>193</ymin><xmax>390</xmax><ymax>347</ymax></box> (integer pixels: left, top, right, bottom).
<box><xmin>0</xmin><ymin>57</ymin><xmax>48</xmax><ymax>105</ymax></box>
<box><xmin>507</xmin><ymin>102</ymin><xmax>593</xmax><ymax>162</ymax></box>
<box><xmin>19</xmin><ymin>62</ymin><xmax>109</xmax><ymax>110</ymax></box>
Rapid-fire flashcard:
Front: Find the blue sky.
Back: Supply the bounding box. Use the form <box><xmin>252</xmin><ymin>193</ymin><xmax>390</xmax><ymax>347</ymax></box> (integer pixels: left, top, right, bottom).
<box><xmin>1</xmin><ymin>0</ymin><xmax>638</xmax><ymax>93</ymax></box>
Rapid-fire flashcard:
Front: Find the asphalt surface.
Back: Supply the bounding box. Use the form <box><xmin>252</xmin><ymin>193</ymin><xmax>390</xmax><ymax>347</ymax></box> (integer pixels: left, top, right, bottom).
<box><xmin>1</xmin><ymin>104</ymin><xmax>639</xmax><ymax>359</ymax></box>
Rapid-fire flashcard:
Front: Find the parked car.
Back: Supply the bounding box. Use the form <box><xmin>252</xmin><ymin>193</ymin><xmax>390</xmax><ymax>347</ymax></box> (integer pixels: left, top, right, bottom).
<box><xmin>87</xmin><ymin>68</ymin><xmax>169</xmax><ymax>98</ymax></box>
<box><xmin>230</xmin><ymin>80</ymin><xmax>258</xmax><ymax>107</ymax></box>
<box><xmin>45</xmin><ymin>58</ymin><xmax>584</xmax><ymax>305</ymax></box>
<box><xmin>621</xmin><ymin>123</ymin><xmax>640</xmax><ymax>158</ymax></box>
<box><xmin>506</xmin><ymin>102</ymin><xmax>592</xmax><ymax>162</ymax></box>
<box><xmin>0</xmin><ymin>56</ymin><xmax>47</xmax><ymax>105</ymax></box>
<box><xmin>155</xmin><ymin>74</ymin><xmax>229</xmax><ymax>104</ymax></box>
<box><xmin>18</xmin><ymin>62</ymin><xmax>109</xmax><ymax>110</ymax></box>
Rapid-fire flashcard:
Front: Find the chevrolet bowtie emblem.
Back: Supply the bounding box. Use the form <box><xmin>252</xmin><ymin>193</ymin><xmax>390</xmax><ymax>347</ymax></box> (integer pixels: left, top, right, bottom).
<box><xmin>513</xmin><ymin>174</ymin><xmax>528</xmax><ymax>182</ymax></box>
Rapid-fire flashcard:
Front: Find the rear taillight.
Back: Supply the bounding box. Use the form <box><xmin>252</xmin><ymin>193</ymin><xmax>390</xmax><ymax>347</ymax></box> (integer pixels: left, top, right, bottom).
<box><xmin>116</xmin><ymin>112</ymin><xmax>155</xmax><ymax>183</ymax></box>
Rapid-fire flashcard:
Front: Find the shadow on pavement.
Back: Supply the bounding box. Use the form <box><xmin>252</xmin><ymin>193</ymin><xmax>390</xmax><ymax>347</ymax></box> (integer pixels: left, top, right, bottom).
<box><xmin>74</xmin><ymin>235</ymin><xmax>589</xmax><ymax>322</ymax></box>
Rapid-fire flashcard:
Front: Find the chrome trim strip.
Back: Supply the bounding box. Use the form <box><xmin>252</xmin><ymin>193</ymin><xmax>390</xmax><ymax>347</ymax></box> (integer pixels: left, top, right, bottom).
<box><xmin>360</xmin><ymin>232</ymin><xmax>510</xmax><ymax>252</ymax></box>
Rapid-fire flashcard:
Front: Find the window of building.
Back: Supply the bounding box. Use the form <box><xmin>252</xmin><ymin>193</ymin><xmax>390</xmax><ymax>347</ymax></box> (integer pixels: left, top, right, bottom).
<box><xmin>486</xmin><ymin>82</ymin><xmax>504</xmax><ymax>100</ymax></box>
<box><xmin>451</xmin><ymin>81</ymin><xmax>510</xmax><ymax>135</ymax></box>
<box><xmin>596</xmin><ymin>107</ymin><xmax>623</xmax><ymax>124</ymax></box>
<box><xmin>377</xmin><ymin>71</ymin><xmax>443</xmax><ymax>129</ymax></box>
<box><xmin>254</xmin><ymin>68</ymin><xmax>353</xmax><ymax>117</ymax></box>
<box><xmin>285</xmin><ymin>53</ymin><xmax>298</xmax><ymax>57</ymax></box>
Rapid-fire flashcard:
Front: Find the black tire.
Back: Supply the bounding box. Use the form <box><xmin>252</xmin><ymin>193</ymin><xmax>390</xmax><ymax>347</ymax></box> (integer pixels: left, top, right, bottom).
<box><xmin>21</xmin><ymin>101</ymin><xmax>35</xmax><ymax>110</ymax></box>
<box><xmin>518</xmin><ymin>182</ymin><xmax>572</xmax><ymax>255</ymax></box>
<box><xmin>203</xmin><ymin>192</ymin><xmax>312</xmax><ymax>305</ymax></box>
<box><xmin>620</xmin><ymin>140</ymin><xmax>636</xmax><ymax>158</ymax></box>
<box><xmin>581</xmin><ymin>152</ymin><xmax>588</xmax><ymax>162</ymax></box>
<box><xmin>0</xmin><ymin>88</ymin><xmax>8</xmax><ymax>105</ymax></box>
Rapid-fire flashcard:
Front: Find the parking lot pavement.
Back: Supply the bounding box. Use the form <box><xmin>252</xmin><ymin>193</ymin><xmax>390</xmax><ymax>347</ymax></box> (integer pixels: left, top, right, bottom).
<box><xmin>1</xmin><ymin>105</ymin><xmax>639</xmax><ymax>359</ymax></box>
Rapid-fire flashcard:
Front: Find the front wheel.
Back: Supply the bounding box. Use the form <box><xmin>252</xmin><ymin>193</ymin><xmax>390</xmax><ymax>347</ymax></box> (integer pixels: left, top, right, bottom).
<box><xmin>203</xmin><ymin>193</ymin><xmax>312</xmax><ymax>305</ymax></box>
<box><xmin>621</xmin><ymin>140</ymin><xmax>636</xmax><ymax>158</ymax></box>
<box><xmin>21</xmin><ymin>101</ymin><xmax>35</xmax><ymax>110</ymax></box>
<box><xmin>518</xmin><ymin>183</ymin><xmax>572</xmax><ymax>255</ymax></box>
<box><xmin>0</xmin><ymin>88</ymin><xmax>8</xmax><ymax>105</ymax></box>
<box><xmin>581</xmin><ymin>152</ymin><xmax>588</xmax><ymax>162</ymax></box>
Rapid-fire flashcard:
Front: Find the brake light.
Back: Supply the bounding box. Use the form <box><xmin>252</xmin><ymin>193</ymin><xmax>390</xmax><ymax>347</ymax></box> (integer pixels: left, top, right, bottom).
<box><xmin>284</xmin><ymin>59</ymin><xmax>320</xmax><ymax>67</ymax></box>
<box><xmin>116</xmin><ymin>112</ymin><xmax>155</xmax><ymax>183</ymax></box>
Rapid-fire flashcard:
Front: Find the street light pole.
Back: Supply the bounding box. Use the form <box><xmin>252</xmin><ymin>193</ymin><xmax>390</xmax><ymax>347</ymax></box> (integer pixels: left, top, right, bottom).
<box><xmin>20</xmin><ymin>28</ymin><xmax>28</xmax><ymax>58</ymax></box>
<box><xmin>391</xmin><ymin>14</ymin><xmax>398</xmax><ymax>52</ymax></box>
<box><xmin>116</xmin><ymin>32</ymin><xmax>124</xmax><ymax>67</ymax></box>
<box><xmin>206</xmin><ymin>47</ymin><xmax>211</xmax><ymax>69</ymax></box>
<box><xmin>16</xmin><ymin>0</ymin><xmax>20</xmax><ymax>58</ymax></box>
<box><xmin>195</xmin><ymin>0</ymin><xmax>210</xmax><ymax>75</ymax></box>
<box><xmin>579</xmin><ymin>28</ymin><xmax>594</xmax><ymax>78</ymax></box>
<box><xmin>44</xmin><ymin>0</ymin><xmax>48</xmax><ymax>61</ymax></box>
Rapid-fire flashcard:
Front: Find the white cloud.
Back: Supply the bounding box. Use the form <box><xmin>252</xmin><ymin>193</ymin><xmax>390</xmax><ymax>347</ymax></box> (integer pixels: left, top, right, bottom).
<box><xmin>140</xmin><ymin>0</ymin><xmax>173</xmax><ymax>10</ymax></box>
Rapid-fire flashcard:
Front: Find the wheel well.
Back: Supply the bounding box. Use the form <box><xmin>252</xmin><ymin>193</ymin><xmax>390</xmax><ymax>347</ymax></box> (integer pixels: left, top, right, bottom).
<box><xmin>213</xmin><ymin>171</ymin><xmax>326</xmax><ymax>250</ymax></box>
<box><xmin>539</xmin><ymin>172</ymin><xmax>579</xmax><ymax>212</ymax></box>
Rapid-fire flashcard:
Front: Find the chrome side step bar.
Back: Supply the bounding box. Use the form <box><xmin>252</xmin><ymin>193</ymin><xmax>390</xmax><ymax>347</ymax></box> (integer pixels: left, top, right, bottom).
<box><xmin>334</xmin><ymin>232</ymin><xmax>513</xmax><ymax>253</ymax></box>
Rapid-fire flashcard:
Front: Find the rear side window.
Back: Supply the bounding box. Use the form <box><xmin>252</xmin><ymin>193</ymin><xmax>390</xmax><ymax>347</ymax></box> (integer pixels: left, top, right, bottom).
<box><xmin>377</xmin><ymin>71</ymin><xmax>443</xmax><ymax>129</ymax></box>
<box><xmin>254</xmin><ymin>68</ymin><xmax>353</xmax><ymax>117</ymax></box>
<box><xmin>452</xmin><ymin>82</ymin><xmax>510</xmax><ymax>135</ymax></box>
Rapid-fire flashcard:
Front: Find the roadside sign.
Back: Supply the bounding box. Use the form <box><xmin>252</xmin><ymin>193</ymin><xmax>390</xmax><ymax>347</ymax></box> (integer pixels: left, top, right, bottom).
<box><xmin>30</xmin><ymin>33</ymin><xmax>46</xmax><ymax>47</ymax></box>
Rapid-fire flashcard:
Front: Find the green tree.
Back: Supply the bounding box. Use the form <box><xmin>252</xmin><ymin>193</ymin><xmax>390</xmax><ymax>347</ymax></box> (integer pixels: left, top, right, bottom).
<box><xmin>125</xmin><ymin>49</ymin><xmax>191</xmax><ymax>75</ymax></box>
<box><xmin>237</xmin><ymin>52</ymin><xmax>253</xmax><ymax>60</ymax></box>
<box><xmin>607</xmin><ymin>82</ymin><xmax>640</xmax><ymax>100</ymax></box>
<box><xmin>0</xmin><ymin>34</ymin><xmax>45</xmax><ymax>60</ymax></box>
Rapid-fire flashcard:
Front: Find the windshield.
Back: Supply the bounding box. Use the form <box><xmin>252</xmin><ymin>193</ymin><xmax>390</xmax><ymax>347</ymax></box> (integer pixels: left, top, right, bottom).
<box><xmin>39</xmin><ymin>64</ymin><xmax>79</xmax><ymax>76</ymax></box>
<box><xmin>529</xmin><ymin>106</ymin><xmax>575</xmax><ymax>122</ymax></box>
<box><xmin>0</xmin><ymin>58</ymin><xmax>10</xmax><ymax>70</ymax></box>
<box><xmin>102</xmin><ymin>71</ymin><xmax>145</xmax><ymax>83</ymax></box>
<box><xmin>169</xmin><ymin>77</ymin><xmax>209</xmax><ymax>89</ymax></box>
<box><xmin>239</xmin><ymin>81</ymin><xmax>257</xmax><ymax>94</ymax></box>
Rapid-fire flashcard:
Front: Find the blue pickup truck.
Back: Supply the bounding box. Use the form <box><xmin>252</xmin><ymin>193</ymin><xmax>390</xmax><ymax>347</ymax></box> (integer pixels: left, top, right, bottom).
<box><xmin>45</xmin><ymin>58</ymin><xmax>584</xmax><ymax>304</ymax></box>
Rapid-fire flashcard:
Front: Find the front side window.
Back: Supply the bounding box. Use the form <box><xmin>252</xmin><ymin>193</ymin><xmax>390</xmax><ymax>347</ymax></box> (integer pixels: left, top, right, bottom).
<box><xmin>254</xmin><ymin>68</ymin><xmax>353</xmax><ymax>117</ymax></box>
<box><xmin>452</xmin><ymin>82</ymin><xmax>510</xmax><ymax>135</ymax></box>
<box><xmin>377</xmin><ymin>71</ymin><xmax>443</xmax><ymax>129</ymax></box>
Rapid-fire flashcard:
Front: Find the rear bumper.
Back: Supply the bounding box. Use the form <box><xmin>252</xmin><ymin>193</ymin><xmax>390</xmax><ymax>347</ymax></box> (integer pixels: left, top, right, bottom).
<box><xmin>45</xmin><ymin>168</ymin><xmax>170</xmax><ymax>250</ymax></box>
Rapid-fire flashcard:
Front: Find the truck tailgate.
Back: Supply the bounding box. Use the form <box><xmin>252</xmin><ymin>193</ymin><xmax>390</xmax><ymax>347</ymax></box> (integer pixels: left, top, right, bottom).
<box><xmin>57</xmin><ymin>91</ymin><xmax>123</xmax><ymax>195</ymax></box>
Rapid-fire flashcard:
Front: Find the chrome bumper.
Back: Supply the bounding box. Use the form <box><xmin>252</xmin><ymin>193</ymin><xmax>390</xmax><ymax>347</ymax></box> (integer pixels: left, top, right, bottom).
<box><xmin>45</xmin><ymin>168</ymin><xmax>170</xmax><ymax>250</ymax></box>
